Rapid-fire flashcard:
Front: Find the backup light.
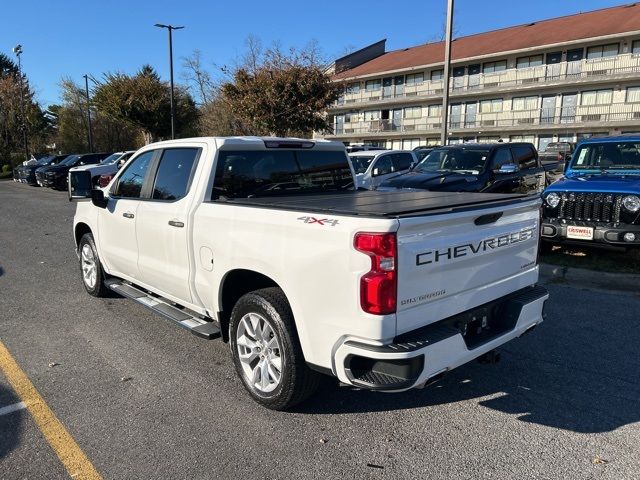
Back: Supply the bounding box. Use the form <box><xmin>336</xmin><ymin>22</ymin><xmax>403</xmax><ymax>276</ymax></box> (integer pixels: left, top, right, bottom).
<box><xmin>622</xmin><ymin>195</ymin><xmax>640</xmax><ymax>213</ymax></box>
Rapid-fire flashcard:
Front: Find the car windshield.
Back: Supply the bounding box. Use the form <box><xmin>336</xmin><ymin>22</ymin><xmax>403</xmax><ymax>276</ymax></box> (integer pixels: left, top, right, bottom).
<box><xmin>99</xmin><ymin>153</ymin><xmax>122</xmax><ymax>165</ymax></box>
<box><xmin>36</xmin><ymin>156</ymin><xmax>54</xmax><ymax>165</ymax></box>
<box><xmin>414</xmin><ymin>149</ymin><xmax>432</xmax><ymax>161</ymax></box>
<box><xmin>349</xmin><ymin>155</ymin><xmax>376</xmax><ymax>174</ymax></box>
<box><xmin>413</xmin><ymin>148</ymin><xmax>489</xmax><ymax>174</ymax></box>
<box><xmin>570</xmin><ymin>142</ymin><xmax>640</xmax><ymax>170</ymax></box>
<box><xmin>60</xmin><ymin>155</ymin><xmax>80</xmax><ymax>166</ymax></box>
<box><xmin>212</xmin><ymin>149</ymin><xmax>354</xmax><ymax>199</ymax></box>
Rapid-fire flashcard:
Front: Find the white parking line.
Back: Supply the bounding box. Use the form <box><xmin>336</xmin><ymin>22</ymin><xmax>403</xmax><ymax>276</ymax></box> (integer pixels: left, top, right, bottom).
<box><xmin>0</xmin><ymin>401</ymin><xmax>27</xmax><ymax>416</ymax></box>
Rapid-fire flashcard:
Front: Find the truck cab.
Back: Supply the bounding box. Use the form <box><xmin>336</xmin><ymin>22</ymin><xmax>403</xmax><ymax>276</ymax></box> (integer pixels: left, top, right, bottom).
<box><xmin>541</xmin><ymin>135</ymin><xmax>640</xmax><ymax>249</ymax></box>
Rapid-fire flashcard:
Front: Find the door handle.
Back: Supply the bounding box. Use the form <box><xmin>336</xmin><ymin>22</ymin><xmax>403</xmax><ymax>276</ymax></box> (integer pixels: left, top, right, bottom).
<box><xmin>168</xmin><ymin>220</ymin><xmax>184</xmax><ymax>228</ymax></box>
<box><xmin>123</xmin><ymin>212</ymin><xmax>134</xmax><ymax>219</ymax></box>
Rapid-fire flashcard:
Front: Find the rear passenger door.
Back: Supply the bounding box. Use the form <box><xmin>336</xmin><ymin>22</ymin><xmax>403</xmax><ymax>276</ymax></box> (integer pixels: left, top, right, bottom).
<box><xmin>136</xmin><ymin>146</ymin><xmax>202</xmax><ymax>304</ymax></box>
<box><xmin>511</xmin><ymin>144</ymin><xmax>544</xmax><ymax>193</ymax></box>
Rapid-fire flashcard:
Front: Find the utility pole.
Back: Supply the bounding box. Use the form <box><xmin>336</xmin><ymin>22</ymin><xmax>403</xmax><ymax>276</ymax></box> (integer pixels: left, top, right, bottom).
<box><xmin>13</xmin><ymin>44</ymin><xmax>29</xmax><ymax>161</ymax></box>
<box><xmin>155</xmin><ymin>23</ymin><xmax>184</xmax><ymax>139</ymax></box>
<box><xmin>440</xmin><ymin>0</ymin><xmax>454</xmax><ymax>146</ymax></box>
<box><xmin>83</xmin><ymin>75</ymin><xmax>94</xmax><ymax>152</ymax></box>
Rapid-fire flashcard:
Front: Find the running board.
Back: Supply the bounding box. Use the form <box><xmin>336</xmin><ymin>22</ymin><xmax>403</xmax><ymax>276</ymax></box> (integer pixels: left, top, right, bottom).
<box><xmin>105</xmin><ymin>279</ymin><xmax>221</xmax><ymax>339</ymax></box>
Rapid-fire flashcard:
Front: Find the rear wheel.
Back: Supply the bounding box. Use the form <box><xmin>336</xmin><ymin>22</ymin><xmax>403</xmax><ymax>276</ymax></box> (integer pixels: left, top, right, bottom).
<box><xmin>79</xmin><ymin>233</ymin><xmax>109</xmax><ymax>297</ymax></box>
<box><xmin>229</xmin><ymin>287</ymin><xmax>320</xmax><ymax>410</ymax></box>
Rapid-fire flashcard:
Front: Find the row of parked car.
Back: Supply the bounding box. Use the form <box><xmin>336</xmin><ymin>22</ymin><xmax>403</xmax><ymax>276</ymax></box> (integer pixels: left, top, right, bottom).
<box><xmin>13</xmin><ymin>151</ymin><xmax>134</xmax><ymax>189</ymax></box>
<box><xmin>348</xmin><ymin>136</ymin><xmax>640</xmax><ymax>252</ymax></box>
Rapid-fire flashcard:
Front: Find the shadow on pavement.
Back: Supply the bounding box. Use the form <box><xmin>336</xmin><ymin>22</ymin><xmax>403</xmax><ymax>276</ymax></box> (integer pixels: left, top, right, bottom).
<box><xmin>0</xmin><ymin>385</ymin><xmax>24</xmax><ymax>459</ymax></box>
<box><xmin>296</xmin><ymin>301</ymin><xmax>640</xmax><ymax>434</ymax></box>
<box><xmin>0</xmin><ymin>265</ymin><xmax>4</xmax><ymax>277</ymax></box>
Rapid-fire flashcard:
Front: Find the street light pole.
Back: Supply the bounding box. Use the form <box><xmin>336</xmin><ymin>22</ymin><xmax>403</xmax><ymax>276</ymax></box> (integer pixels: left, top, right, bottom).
<box><xmin>13</xmin><ymin>44</ymin><xmax>29</xmax><ymax>161</ymax></box>
<box><xmin>154</xmin><ymin>23</ymin><xmax>184</xmax><ymax>140</ymax></box>
<box><xmin>440</xmin><ymin>0</ymin><xmax>454</xmax><ymax>146</ymax></box>
<box><xmin>83</xmin><ymin>75</ymin><xmax>94</xmax><ymax>152</ymax></box>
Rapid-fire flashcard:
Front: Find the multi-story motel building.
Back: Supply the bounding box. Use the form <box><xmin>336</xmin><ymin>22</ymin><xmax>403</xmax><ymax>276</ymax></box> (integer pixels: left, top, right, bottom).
<box><xmin>318</xmin><ymin>3</ymin><xmax>640</xmax><ymax>151</ymax></box>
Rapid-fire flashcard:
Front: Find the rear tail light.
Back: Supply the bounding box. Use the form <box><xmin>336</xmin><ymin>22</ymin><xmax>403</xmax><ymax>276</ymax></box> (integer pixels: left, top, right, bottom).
<box><xmin>354</xmin><ymin>232</ymin><xmax>397</xmax><ymax>315</ymax></box>
<box><xmin>98</xmin><ymin>174</ymin><xmax>113</xmax><ymax>188</ymax></box>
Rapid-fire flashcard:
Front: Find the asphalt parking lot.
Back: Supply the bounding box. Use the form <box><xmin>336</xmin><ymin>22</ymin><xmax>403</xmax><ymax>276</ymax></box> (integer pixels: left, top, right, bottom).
<box><xmin>1</xmin><ymin>181</ymin><xmax>639</xmax><ymax>480</ymax></box>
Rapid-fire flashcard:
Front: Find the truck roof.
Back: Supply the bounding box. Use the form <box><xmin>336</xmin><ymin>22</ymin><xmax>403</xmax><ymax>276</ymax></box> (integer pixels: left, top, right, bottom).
<box><xmin>145</xmin><ymin>136</ymin><xmax>346</xmax><ymax>151</ymax></box>
<box><xmin>224</xmin><ymin>190</ymin><xmax>536</xmax><ymax>218</ymax></box>
<box><xmin>577</xmin><ymin>134</ymin><xmax>640</xmax><ymax>145</ymax></box>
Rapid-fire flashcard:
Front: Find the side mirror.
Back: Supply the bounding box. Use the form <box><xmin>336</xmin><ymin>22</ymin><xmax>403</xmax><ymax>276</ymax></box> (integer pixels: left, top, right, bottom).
<box><xmin>91</xmin><ymin>189</ymin><xmax>108</xmax><ymax>209</ymax></box>
<box><xmin>117</xmin><ymin>158</ymin><xmax>126</xmax><ymax>169</ymax></box>
<box><xmin>68</xmin><ymin>170</ymin><xmax>92</xmax><ymax>201</ymax></box>
<box><xmin>496</xmin><ymin>163</ymin><xmax>518</xmax><ymax>174</ymax></box>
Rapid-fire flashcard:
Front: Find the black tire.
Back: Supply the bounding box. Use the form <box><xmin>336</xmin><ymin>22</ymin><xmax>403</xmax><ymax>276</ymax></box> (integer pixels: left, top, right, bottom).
<box><xmin>78</xmin><ymin>233</ymin><xmax>110</xmax><ymax>297</ymax></box>
<box><xmin>229</xmin><ymin>287</ymin><xmax>320</xmax><ymax>410</ymax></box>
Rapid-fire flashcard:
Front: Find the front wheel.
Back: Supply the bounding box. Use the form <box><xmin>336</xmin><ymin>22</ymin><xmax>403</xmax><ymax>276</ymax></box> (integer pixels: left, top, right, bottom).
<box><xmin>229</xmin><ymin>288</ymin><xmax>320</xmax><ymax>410</ymax></box>
<box><xmin>78</xmin><ymin>233</ymin><xmax>109</xmax><ymax>297</ymax></box>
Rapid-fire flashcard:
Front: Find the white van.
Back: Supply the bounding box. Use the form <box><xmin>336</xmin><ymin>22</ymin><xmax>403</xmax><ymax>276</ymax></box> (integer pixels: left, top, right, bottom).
<box><xmin>349</xmin><ymin>150</ymin><xmax>417</xmax><ymax>190</ymax></box>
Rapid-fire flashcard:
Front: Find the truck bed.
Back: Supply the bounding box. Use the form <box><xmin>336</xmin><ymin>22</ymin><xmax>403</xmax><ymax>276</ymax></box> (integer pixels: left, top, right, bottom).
<box><xmin>220</xmin><ymin>190</ymin><xmax>535</xmax><ymax>218</ymax></box>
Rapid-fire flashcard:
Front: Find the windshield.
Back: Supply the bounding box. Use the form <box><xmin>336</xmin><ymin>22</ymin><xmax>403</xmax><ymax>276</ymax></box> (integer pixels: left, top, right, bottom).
<box><xmin>349</xmin><ymin>155</ymin><xmax>376</xmax><ymax>174</ymax></box>
<box><xmin>414</xmin><ymin>148</ymin><xmax>489</xmax><ymax>174</ymax></box>
<box><xmin>60</xmin><ymin>155</ymin><xmax>80</xmax><ymax>166</ymax></box>
<box><xmin>36</xmin><ymin>156</ymin><xmax>54</xmax><ymax>165</ymax></box>
<box><xmin>99</xmin><ymin>153</ymin><xmax>122</xmax><ymax>165</ymax></box>
<box><xmin>414</xmin><ymin>149</ymin><xmax>432</xmax><ymax>161</ymax></box>
<box><xmin>570</xmin><ymin>142</ymin><xmax>640</xmax><ymax>171</ymax></box>
<box><xmin>213</xmin><ymin>149</ymin><xmax>354</xmax><ymax>199</ymax></box>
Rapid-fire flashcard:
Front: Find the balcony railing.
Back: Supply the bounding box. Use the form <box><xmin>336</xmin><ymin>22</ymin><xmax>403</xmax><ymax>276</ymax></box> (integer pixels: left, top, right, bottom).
<box><xmin>332</xmin><ymin>104</ymin><xmax>640</xmax><ymax>136</ymax></box>
<box><xmin>333</xmin><ymin>53</ymin><xmax>640</xmax><ymax>108</ymax></box>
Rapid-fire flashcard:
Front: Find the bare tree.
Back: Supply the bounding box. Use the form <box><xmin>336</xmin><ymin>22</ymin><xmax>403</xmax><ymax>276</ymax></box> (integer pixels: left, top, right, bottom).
<box><xmin>181</xmin><ymin>50</ymin><xmax>215</xmax><ymax>105</ymax></box>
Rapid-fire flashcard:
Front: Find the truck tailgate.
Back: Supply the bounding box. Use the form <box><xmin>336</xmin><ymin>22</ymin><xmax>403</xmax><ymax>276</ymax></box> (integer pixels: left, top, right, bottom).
<box><xmin>396</xmin><ymin>197</ymin><xmax>541</xmax><ymax>335</ymax></box>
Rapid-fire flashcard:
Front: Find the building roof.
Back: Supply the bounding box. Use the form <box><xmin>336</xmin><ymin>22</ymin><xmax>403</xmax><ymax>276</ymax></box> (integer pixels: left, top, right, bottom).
<box><xmin>334</xmin><ymin>3</ymin><xmax>640</xmax><ymax>80</ymax></box>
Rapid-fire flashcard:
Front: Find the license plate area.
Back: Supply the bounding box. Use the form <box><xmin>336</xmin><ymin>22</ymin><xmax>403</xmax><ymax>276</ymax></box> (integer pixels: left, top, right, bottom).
<box><xmin>566</xmin><ymin>225</ymin><xmax>594</xmax><ymax>240</ymax></box>
<box><xmin>451</xmin><ymin>302</ymin><xmax>518</xmax><ymax>349</ymax></box>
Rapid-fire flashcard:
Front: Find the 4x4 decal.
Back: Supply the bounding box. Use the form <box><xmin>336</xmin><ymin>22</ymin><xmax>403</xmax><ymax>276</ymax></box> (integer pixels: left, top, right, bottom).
<box><xmin>297</xmin><ymin>216</ymin><xmax>339</xmax><ymax>227</ymax></box>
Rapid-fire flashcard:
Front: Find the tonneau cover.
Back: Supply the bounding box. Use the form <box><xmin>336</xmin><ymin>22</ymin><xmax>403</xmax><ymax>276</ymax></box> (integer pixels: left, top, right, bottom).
<box><xmin>219</xmin><ymin>190</ymin><xmax>535</xmax><ymax>218</ymax></box>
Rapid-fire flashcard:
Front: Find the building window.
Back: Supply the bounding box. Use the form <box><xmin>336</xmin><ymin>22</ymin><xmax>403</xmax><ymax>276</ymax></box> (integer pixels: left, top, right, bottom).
<box><xmin>482</xmin><ymin>60</ymin><xmax>507</xmax><ymax>73</ymax></box>
<box><xmin>580</xmin><ymin>89</ymin><xmax>613</xmax><ymax>106</ymax></box>
<box><xmin>344</xmin><ymin>113</ymin><xmax>353</xmax><ymax>123</ymax></box>
<box><xmin>586</xmin><ymin>43</ymin><xmax>619</xmax><ymax>59</ymax></box>
<box><xmin>346</xmin><ymin>82</ymin><xmax>360</xmax><ymax>95</ymax></box>
<box><xmin>364</xmin><ymin>110</ymin><xmax>380</xmax><ymax>121</ymax></box>
<box><xmin>405</xmin><ymin>73</ymin><xmax>424</xmax><ymax>85</ymax></box>
<box><xmin>509</xmin><ymin>135</ymin><xmax>535</xmax><ymax>143</ymax></box>
<box><xmin>480</xmin><ymin>99</ymin><xmax>503</xmax><ymax>113</ymax></box>
<box><xmin>512</xmin><ymin>96</ymin><xmax>538</xmax><ymax>111</ymax></box>
<box><xmin>633</xmin><ymin>40</ymin><xmax>640</xmax><ymax>55</ymax></box>
<box><xmin>516</xmin><ymin>55</ymin><xmax>543</xmax><ymax>69</ymax></box>
<box><xmin>430</xmin><ymin>69</ymin><xmax>444</xmax><ymax>81</ymax></box>
<box><xmin>402</xmin><ymin>138</ymin><xmax>420</xmax><ymax>150</ymax></box>
<box><xmin>365</xmin><ymin>79</ymin><xmax>381</xmax><ymax>91</ymax></box>
<box><xmin>404</xmin><ymin>106</ymin><xmax>422</xmax><ymax>119</ymax></box>
<box><xmin>427</xmin><ymin>104</ymin><xmax>442</xmax><ymax>117</ymax></box>
<box><xmin>627</xmin><ymin>87</ymin><xmax>640</xmax><ymax>103</ymax></box>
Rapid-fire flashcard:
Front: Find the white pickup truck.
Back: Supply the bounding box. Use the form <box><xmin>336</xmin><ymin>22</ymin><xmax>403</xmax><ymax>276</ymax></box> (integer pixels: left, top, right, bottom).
<box><xmin>69</xmin><ymin>137</ymin><xmax>548</xmax><ymax>410</ymax></box>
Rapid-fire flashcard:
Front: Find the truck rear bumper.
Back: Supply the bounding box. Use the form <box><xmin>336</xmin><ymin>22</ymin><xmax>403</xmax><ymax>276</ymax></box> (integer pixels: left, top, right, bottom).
<box><xmin>332</xmin><ymin>285</ymin><xmax>548</xmax><ymax>391</ymax></box>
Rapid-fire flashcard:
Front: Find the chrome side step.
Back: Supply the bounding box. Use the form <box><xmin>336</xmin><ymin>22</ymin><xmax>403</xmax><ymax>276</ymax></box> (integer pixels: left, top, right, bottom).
<box><xmin>105</xmin><ymin>279</ymin><xmax>221</xmax><ymax>339</ymax></box>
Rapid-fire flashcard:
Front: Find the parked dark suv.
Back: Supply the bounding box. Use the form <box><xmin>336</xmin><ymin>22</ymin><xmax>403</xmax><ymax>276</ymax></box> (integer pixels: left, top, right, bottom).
<box><xmin>379</xmin><ymin>142</ymin><xmax>550</xmax><ymax>195</ymax></box>
<box><xmin>19</xmin><ymin>154</ymin><xmax>69</xmax><ymax>185</ymax></box>
<box><xmin>42</xmin><ymin>153</ymin><xmax>111</xmax><ymax>189</ymax></box>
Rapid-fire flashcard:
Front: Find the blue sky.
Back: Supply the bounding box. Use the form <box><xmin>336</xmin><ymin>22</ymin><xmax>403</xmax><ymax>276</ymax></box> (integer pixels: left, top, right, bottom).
<box><xmin>0</xmin><ymin>0</ymin><xmax>627</xmax><ymax>107</ymax></box>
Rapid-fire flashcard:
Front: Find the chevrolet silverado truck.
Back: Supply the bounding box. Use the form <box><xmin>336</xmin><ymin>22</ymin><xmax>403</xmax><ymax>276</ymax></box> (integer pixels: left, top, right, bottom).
<box><xmin>69</xmin><ymin>137</ymin><xmax>548</xmax><ymax>410</ymax></box>
<box><xmin>542</xmin><ymin>135</ymin><xmax>640</xmax><ymax>250</ymax></box>
<box><xmin>378</xmin><ymin>142</ymin><xmax>554</xmax><ymax>194</ymax></box>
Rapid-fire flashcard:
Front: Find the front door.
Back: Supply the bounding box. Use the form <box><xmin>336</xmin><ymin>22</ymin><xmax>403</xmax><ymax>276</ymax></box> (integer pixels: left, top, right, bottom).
<box><xmin>452</xmin><ymin>67</ymin><xmax>465</xmax><ymax>90</ymax></box>
<box><xmin>545</xmin><ymin>52</ymin><xmax>562</xmax><ymax>80</ymax></box>
<box><xmin>567</xmin><ymin>48</ymin><xmax>583</xmax><ymax>76</ymax></box>
<box><xmin>394</xmin><ymin>76</ymin><xmax>404</xmax><ymax>97</ymax></box>
<box><xmin>540</xmin><ymin>95</ymin><xmax>557</xmax><ymax>124</ymax></box>
<box><xmin>392</xmin><ymin>109</ymin><xmax>403</xmax><ymax>131</ymax></box>
<box><xmin>136</xmin><ymin>146</ymin><xmax>202</xmax><ymax>304</ymax></box>
<box><xmin>450</xmin><ymin>104</ymin><xmax>462</xmax><ymax>128</ymax></box>
<box><xmin>468</xmin><ymin>64</ymin><xmax>480</xmax><ymax>88</ymax></box>
<box><xmin>98</xmin><ymin>149</ymin><xmax>156</xmax><ymax>280</ymax></box>
<box><xmin>335</xmin><ymin>115</ymin><xmax>344</xmax><ymax>134</ymax></box>
<box><xmin>561</xmin><ymin>94</ymin><xmax>577</xmax><ymax>123</ymax></box>
<box><xmin>465</xmin><ymin>102</ymin><xmax>477</xmax><ymax>127</ymax></box>
<box><xmin>383</xmin><ymin>77</ymin><xmax>393</xmax><ymax>99</ymax></box>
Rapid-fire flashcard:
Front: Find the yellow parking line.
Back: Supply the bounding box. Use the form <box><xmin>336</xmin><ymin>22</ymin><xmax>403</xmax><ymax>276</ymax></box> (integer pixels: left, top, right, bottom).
<box><xmin>0</xmin><ymin>341</ymin><xmax>102</xmax><ymax>480</ymax></box>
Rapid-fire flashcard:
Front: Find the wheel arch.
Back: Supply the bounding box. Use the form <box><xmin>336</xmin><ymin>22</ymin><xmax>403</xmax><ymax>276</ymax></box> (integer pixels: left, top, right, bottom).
<box><xmin>74</xmin><ymin>222</ymin><xmax>93</xmax><ymax>249</ymax></box>
<box><xmin>218</xmin><ymin>269</ymin><xmax>284</xmax><ymax>342</ymax></box>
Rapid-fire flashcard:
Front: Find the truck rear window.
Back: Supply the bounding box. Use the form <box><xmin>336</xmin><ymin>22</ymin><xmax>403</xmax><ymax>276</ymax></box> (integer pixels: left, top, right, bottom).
<box><xmin>212</xmin><ymin>150</ymin><xmax>354</xmax><ymax>199</ymax></box>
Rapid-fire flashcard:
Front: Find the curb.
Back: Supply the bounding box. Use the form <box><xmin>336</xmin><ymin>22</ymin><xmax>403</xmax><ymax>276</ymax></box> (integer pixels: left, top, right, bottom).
<box><xmin>539</xmin><ymin>263</ymin><xmax>640</xmax><ymax>293</ymax></box>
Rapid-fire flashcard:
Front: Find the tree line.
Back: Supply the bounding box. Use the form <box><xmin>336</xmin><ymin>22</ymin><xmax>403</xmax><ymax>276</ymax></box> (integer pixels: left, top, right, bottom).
<box><xmin>0</xmin><ymin>38</ymin><xmax>341</xmax><ymax>170</ymax></box>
